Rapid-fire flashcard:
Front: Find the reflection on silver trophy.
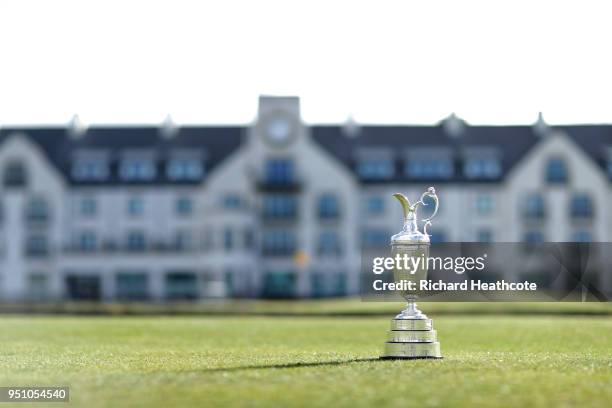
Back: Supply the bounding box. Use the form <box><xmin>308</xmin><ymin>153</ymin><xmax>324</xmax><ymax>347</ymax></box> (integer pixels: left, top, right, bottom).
<box><xmin>381</xmin><ymin>186</ymin><xmax>443</xmax><ymax>359</ymax></box>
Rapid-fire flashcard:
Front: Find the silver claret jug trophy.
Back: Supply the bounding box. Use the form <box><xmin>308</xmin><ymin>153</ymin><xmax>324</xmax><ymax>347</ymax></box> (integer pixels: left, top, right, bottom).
<box><xmin>381</xmin><ymin>187</ymin><xmax>443</xmax><ymax>360</ymax></box>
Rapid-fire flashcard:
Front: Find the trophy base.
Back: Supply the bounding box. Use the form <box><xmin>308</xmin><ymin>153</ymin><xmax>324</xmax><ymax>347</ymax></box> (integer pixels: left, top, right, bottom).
<box><xmin>381</xmin><ymin>341</ymin><xmax>442</xmax><ymax>359</ymax></box>
<box><xmin>381</xmin><ymin>316</ymin><xmax>443</xmax><ymax>360</ymax></box>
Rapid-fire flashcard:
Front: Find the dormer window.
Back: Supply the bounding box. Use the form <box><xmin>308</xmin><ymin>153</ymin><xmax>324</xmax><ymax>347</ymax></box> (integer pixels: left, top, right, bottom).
<box><xmin>546</xmin><ymin>157</ymin><xmax>568</xmax><ymax>184</ymax></box>
<box><xmin>404</xmin><ymin>148</ymin><xmax>453</xmax><ymax>180</ymax></box>
<box><xmin>72</xmin><ymin>160</ymin><xmax>109</xmax><ymax>181</ymax></box>
<box><xmin>119</xmin><ymin>152</ymin><xmax>157</xmax><ymax>181</ymax></box>
<box><xmin>166</xmin><ymin>157</ymin><xmax>204</xmax><ymax>181</ymax></box>
<box><xmin>464</xmin><ymin>158</ymin><xmax>501</xmax><ymax>179</ymax></box>
<box><xmin>356</xmin><ymin>148</ymin><xmax>395</xmax><ymax>180</ymax></box>
<box><xmin>463</xmin><ymin>148</ymin><xmax>501</xmax><ymax>180</ymax></box>
<box><xmin>72</xmin><ymin>150</ymin><xmax>110</xmax><ymax>182</ymax></box>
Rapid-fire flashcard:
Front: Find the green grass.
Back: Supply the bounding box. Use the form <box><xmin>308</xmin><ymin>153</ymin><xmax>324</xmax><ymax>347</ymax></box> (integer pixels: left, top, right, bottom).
<box><xmin>1</xmin><ymin>314</ymin><xmax>611</xmax><ymax>407</ymax></box>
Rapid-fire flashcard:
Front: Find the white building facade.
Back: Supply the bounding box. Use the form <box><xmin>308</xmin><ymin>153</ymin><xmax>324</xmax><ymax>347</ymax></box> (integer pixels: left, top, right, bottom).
<box><xmin>0</xmin><ymin>97</ymin><xmax>610</xmax><ymax>301</ymax></box>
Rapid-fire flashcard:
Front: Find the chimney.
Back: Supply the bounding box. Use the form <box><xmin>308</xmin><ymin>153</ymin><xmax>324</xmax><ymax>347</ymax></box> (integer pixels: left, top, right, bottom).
<box><xmin>68</xmin><ymin>114</ymin><xmax>87</xmax><ymax>139</ymax></box>
<box><xmin>342</xmin><ymin>114</ymin><xmax>360</xmax><ymax>138</ymax></box>
<box><xmin>533</xmin><ymin>112</ymin><xmax>549</xmax><ymax>137</ymax></box>
<box><xmin>441</xmin><ymin>113</ymin><xmax>466</xmax><ymax>138</ymax></box>
<box><xmin>160</xmin><ymin>114</ymin><xmax>178</xmax><ymax>139</ymax></box>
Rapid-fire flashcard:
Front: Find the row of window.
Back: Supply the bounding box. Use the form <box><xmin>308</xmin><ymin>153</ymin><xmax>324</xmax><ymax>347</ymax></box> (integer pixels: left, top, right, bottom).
<box><xmin>1</xmin><ymin>158</ymin><xmax>206</xmax><ymax>185</ymax></box>
<box><xmin>356</xmin><ymin>157</ymin><xmax>502</xmax><ymax>180</ymax></box>
<box><xmin>14</xmin><ymin>225</ymin><xmax>598</xmax><ymax>259</ymax></box>
<box><xmin>523</xmin><ymin>193</ymin><xmax>594</xmax><ymax>219</ymax></box>
<box><xmin>355</xmin><ymin>156</ymin><xmax>579</xmax><ymax>183</ymax></box>
<box><xmin>28</xmin><ymin>229</ymin><xmax>341</xmax><ymax>256</ymax></box>
<box><xmin>73</xmin><ymin>157</ymin><xmax>205</xmax><ymax>182</ymax></box>
<box><xmin>262</xmin><ymin>194</ymin><xmax>340</xmax><ymax>220</ymax></box>
<box><xmin>76</xmin><ymin>196</ymin><xmax>194</xmax><ymax>217</ymax></box>
<box><xmin>23</xmin><ymin>270</ymin><xmax>348</xmax><ymax>301</ymax></box>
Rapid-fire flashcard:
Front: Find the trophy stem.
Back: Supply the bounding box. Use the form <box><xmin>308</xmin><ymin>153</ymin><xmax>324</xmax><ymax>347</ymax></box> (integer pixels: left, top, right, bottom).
<box><xmin>396</xmin><ymin>296</ymin><xmax>428</xmax><ymax>320</ymax></box>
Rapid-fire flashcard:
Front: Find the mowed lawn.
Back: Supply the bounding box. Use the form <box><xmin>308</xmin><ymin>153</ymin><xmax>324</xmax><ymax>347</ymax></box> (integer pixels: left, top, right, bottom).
<box><xmin>0</xmin><ymin>315</ymin><xmax>611</xmax><ymax>407</ymax></box>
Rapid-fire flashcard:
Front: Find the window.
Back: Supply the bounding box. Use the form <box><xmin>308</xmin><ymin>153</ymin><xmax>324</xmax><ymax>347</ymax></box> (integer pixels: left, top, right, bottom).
<box><xmin>65</xmin><ymin>275</ymin><xmax>101</xmax><ymax>300</ymax></box>
<box><xmin>265</xmin><ymin>159</ymin><xmax>294</xmax><ymax>185</ymax></box>
<box><xmin>223</xmin><ymin>194</ymin><xmax>245</xmax><ymax>210</ymax></box>
<box><xmin>224</xmin><ymin>270</ymin><xmax>234</xmax><ymax>297</ymax></box>
<box><xmin>475</xmin><ymin>194</ymin><xmax>494</xmax><ymax>215</ymax></box>
<box><xmin>175</xmin><ymin>197</ymin><xmax>193</xmax><ymax>215</ymax></box>
<box><xmin>165</xmin><ymin>272</ymin><xmax>198</xmax><ymax>300</ymax></box>
<box><xmin>310</xmin><ymin>271</ymin><xmax>347</xmax><ymax>297</ymax></box>
<box><xmin>570</xmin><ymin>194</ymin><xmax>594</xmax><ymax>218</ymax></box>
<box><xmin>126</xmin><ymin>231</ymin><xmax>146</xmax><ymax>252</ymax></box>
<box><xmin>546</xmin><ymin>158</ymin><xmax>568</xmax><ymax>184</ymax></box>
<box><xmin>201</xmin><ymin>229</ymin><xmax>214</xmax><ymax>251</ymax></box>
<box><xmin>361</xmin><ymin>229</ymin><xmax>389</xmax><ymax>249</ymax></box>
<box><xmin>311</xmin><ymin>272</ymin><xmax>326</xmax><ymax>298</ymax></box>
<box><xmin>523</xmin><ymin>194</ymin><xmax>545</xmax><ymax>219</ymax></box>
<box><xmin>166</xmin><ymin>158</ymin><xmax>203</xmax><ymax>181</ymax></box>
<box><xmin>174</xmin><ymin>230</ymin><xmax>193</xmax><ymax>251</ymax></box>
<box><xmin>223</xmin><ymin>228</ymin><xmax>233</xmax><ymax>251</ymax></box>
<box><xmin>76</xmin><ymin>231</ymin><xmax>97</xmax><ymax>252</ymax></box>
<box><xmin>28</xmin><ymin>273</ymin><xmax>48</xmax><ymax>301</ymax></box>
<box><xmin>263</xmin><ymin>195</ymin><xmax>297</xmax><ymax>219</ymax></box>
<box><xmin>476</xmin><ymin>229</ymin><xmax>493</xmax><ymax>242</ymax></box>
<box><xmin>72</xmin><ymin>160</ymin><xmax>109</xmax><ymax>181</ymax></box>
<box><xmin>262</xmin><ymin>230</ymin><xmax>296</xmax><ymax>256</ymax></box>
<box><xmin>572</xmin><ymin>230</ymin><xmax>592</xmax><ymax>242</ymax></box>
<box><xmin>25</xmin><ymin>234</ymin><xmax>49</xmax><ymax>257</ymax></box>
<box><xmin>79</xmin><ymin>197</ymin><xmax>97</xmax><ymax>216</ymax></box>
<box><xmin>318</xmin><ymin>231</ymin><xmax>342</xmax><ymax>256</ymax></box>
<box><xmin>3</xmin><ymin>160</ymin><xmax>27</xmax><ymax>187</ymax></box>
<box><xmin>357</xmin><ymin>159</ymin><xmax>395</xmax><ymax>180</ymax></box>
<box><xmin>405</xmin><ymin>158</ymin><xmax>453</xmax><ymax>179</ymax></box>
<box><xmin>464</xmin><ymin>158</ymin><xmax>501</xmax><ymax>179</ymax></box>
<box><xmin>331</xmin><ymin>273</ymin><xmax>347</xmax><ymax>296</ymax></box>
<box><xmin>25</xmin><ymin>197</ymin><xmax>50</xmax><ymax>223</ymax></box>
<box><xmin>524</xmin><ymin>230</ymin><xmax>544</xmax><ymax>243</ymax></box>
<box><xmin>244</xmin><ymin>228</ymin><xmax>255</xmax><ymax>249</ymax></box>
<box><xmin>364</xmin><ymin>196</ymin><xmax>385</xmax><ymax>215</ymax></box>
<box><xmin>127</xmin><ymin>197</ymin><xmax>144</xmax><ymax>216</ymax></box>
<box><xmin>119</xmin><ymin>158</ymin><xmax>156</xmax><ymax>181</ymax></box>
<box><xmin>263</xmin><ymin>271</ymin><xmax>296</xmax><ymax>298</ymax></box>
<box><xmin>116</xmin><ymin>272</ymin><xmax>149</xmax><ymax>301</ymax></box>
<box><xmin>318</xmin><ymin>194</ymin><xmax>340</xmax><ymax>219</ymax></box>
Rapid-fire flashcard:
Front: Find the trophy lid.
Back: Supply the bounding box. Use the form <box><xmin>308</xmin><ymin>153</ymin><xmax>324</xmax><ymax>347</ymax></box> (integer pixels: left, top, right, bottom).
<box><xmin>390</xmin><ymin>187</ymin><xmax>439</xmax><ymax>246</ymax></box>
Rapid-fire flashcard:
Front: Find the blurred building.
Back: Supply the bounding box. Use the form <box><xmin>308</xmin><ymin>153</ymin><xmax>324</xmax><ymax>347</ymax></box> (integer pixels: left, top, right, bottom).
<box><xmin>0</xmin><ymin>96</ymin><xmax>610</xmax><ymax>301</ymax></box>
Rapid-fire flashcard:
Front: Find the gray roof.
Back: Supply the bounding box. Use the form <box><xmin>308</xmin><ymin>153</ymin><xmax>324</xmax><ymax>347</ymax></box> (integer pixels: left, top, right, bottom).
<box><xmin>311</xmin><ymin>124</ymin><xmax>539</xmax><ymax>183</ymax></box>
<box><xmin>0</xmin><ymin>126</ymin><xmax>245</xmax><ymax>185</ymax></box>
<box><xmin>1</xmin><ymin>123</ymin><xmax>611</xmax><ymax>185</ymax></box>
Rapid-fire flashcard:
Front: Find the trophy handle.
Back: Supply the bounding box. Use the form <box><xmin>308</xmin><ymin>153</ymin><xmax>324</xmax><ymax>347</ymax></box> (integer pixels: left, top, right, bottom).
<box><xmin>415</xmin><ymin>187</ymin><xmax>439</xmax><ymax>236</ymax></box>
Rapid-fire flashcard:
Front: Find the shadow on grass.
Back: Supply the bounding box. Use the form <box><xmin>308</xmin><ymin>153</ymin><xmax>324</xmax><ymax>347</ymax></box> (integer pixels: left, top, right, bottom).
<box><xmin>201</xmin><ymin>357</ymin><xmax>381</xmax><ymax>373</ymax></box>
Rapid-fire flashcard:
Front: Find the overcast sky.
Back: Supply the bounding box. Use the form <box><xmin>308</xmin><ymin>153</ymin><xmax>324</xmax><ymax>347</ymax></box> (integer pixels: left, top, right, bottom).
<box><xmin>1</xmin><ymin>0</ymin><xmax>611</xmax><ymax>126</ymax></box>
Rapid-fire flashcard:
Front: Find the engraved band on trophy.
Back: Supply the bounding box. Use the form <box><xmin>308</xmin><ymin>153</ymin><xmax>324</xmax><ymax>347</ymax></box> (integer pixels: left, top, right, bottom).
<box><xmin>380</xmin><ymin>186</ymin><xmax>443</xmax><ymax>360</ymax></box>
